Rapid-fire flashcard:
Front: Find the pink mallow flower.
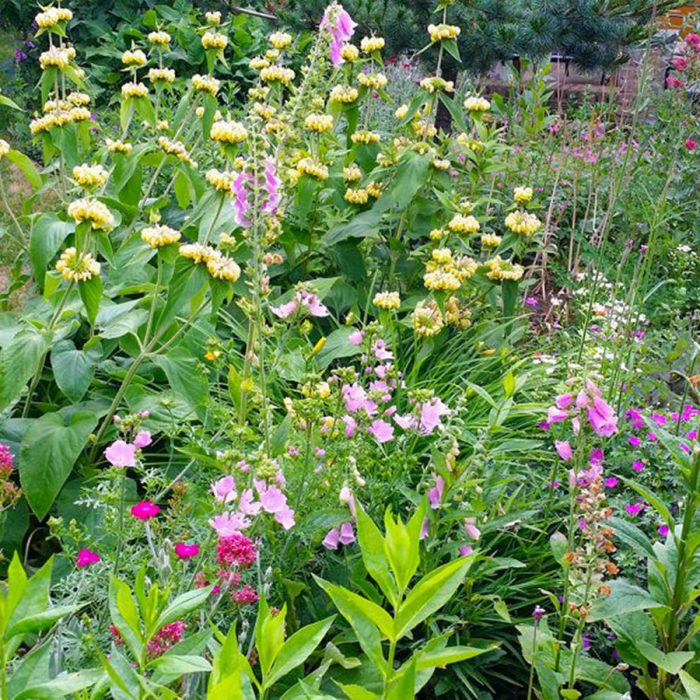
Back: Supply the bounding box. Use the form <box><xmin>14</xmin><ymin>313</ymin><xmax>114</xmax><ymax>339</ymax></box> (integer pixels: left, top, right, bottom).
<box><xmin>76</xmin><ymin>549</ymin><xmax>100</xmax><ymax>567</ymax></box>
<box><xmin>105</xmin><ymin>440</ymin><xmax>137</xmax><ymax>468</ymax></box>
<box><xmin>174</xmin><ymin>542</ymin><xmax>200</xmax><ymax>560</ymax></box>
<box><xmin>367</xmin><ymin>418</ymin><xmax>394</xmax><ymax>443</ymax></box>
<box><xmin>130</xmin><ymin>500</ymin><xmax>160</xmax><ymax>520</ymax></box>
<box><xmin>419</xmin><ymin>398</ymin><xmax>450</xmax><ymax>434</ymax></box>
<box><xmin>212</xmin><ymin>475</ymin><xmax>237</xmax><ymax>503</ymax></box>
<box><xmin>134</xmin><ymin>431</ymin><xmax>152</xmax><ymax>448</ymax></box>
<box><xmin>209</xmin><ymin>512</ymin><xmax>250</xmax><ymax>536</ymax></box>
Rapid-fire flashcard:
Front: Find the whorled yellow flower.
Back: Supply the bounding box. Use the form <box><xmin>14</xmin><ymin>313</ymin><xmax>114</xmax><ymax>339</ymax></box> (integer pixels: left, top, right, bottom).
<box><xmin>329</xmin><ymin>85</ymin><xmax>359</xmax><ymax>104</ymax></box>
<box><xmin>106</xmin><ymin>139</ymin><xmax>133</xmax><ymax>155</ymax></box>
<box><xmin>513</xmin><ymin>186</ymin><xmax>534</xmax><ymax>205</ymax></box>
<box><xmin>448</xmin><ymin>214</ymin><xmax>480</xmax><ymax>234</ymax></box>
<box><xmin>464</xmin><ymin>95</ymin><xmax>490</xmax><ymax>112</ymax></box>
<box><xmin>481</xmin><ymin>233</ymin><xmax>502</xmax><ymax>248</ymax></box>
<box><xmin>122</xmin><ymin>49</ymin><xmax>147</xmax><ymax>66</ymax></box>
<box><xmin>341</xmin><ymin>43</ymin><xmax>359</xmax><ymax>61</ymax></box>
<box><xmin>412</xmin><ymin>119</ymin><xmax>437</xmax><ymax>139</ymax></box>
<box><xmin>158</xmin><ymin>137</ymin><xmax>196</xmax><ymax>167</ymax></box>
<box><xmin>343</xmin><ymin>164</ymin><xmax>362</xmax><ymax>182</ymax></box>
<box><xmin>445</xmin><ymin>296</ymin><xmax>472</xmax><ymax>329</ymax></box>
<box><xmin>430</xmin><ymin>228</ymin><xmax>447</xmax><ymax>241</ymax></box>
<box><xmin>72</xmin><ymin>164</ymin><xmax>109</xmax><ymax>189</ymax></box>
<box><xmin>67</xmin><ymin>198</ymin><xmax>115</xmax><ymax>231</ymax></box>
<box><xmin>192</xmin><ymin>73</ymin><xmax>219</xmax><ymax>95</ymax></box>
<box><xmin>296</xmin><ymin>157</ymin><xmax>328</xmax><ymax>181</ymax></box>
<box><xmin>39</xmin><ymin>47</ymin><xmax>73</xmax><ymax>70</ymax></box>
<box><xmin>486</xmin><ymin>256</ymin><xmax>524</xmax><ymax>281</ymax></box>
<box><xmin>412</xmin><ymin>300</ymin><xmax>444</xmax><ymax>337</ymax></box>
<box><xmin>419</xmin><ymin>76</ymin><xmax>454</xmax><ymax>93</ymax></box>
<box><xmin>373</xmin><ymin>291</ymin><xmax>400</xmax><ymax>310</ymax></box>
<box><xmin>202</xmin><ymin>31</ymin><xmax>228</xmax><ymax>50</ymax></box>
<box><xmin>206</xmin><ymin>256</ymin><xmax>241</xmax><ymax>282</ymax></box>
<box><xmin>360</xmin><ymin>36</ymin><xmax>385</xmax><ymax>53</ymax></box>
<box><xmin>395</xmin><ymin>104</ymin><xmax>409</xmax><ymax>120</ymax></box>
<box><xmin>351</xmin><ymin>130</ymin><xmax>380</xmax><ymax>145</ymax></box>
<box><xmin>252</xmin><ymin>102</ymin><xmax>275</xmax><ymax>120</ymax></box>
<box><xmin>304</xmin><ymin>113</ymin><xmax>333</xmax><ymax>133</ymax></box>
<box><xmin>148</xmin><ymin>67</ymin><xmax>175</xmax><ymax>84</ymax></box>
<box><xmin>56</xmin><ymin>247</ymin><xmax>100</xmax><ymax>282</ymax></box>
<box><xmin>205</xmin><ymin>11</ymin><xmax>221</xmax><ymax>25</ymax></box>
<box><xmin>504</xmin><ymin>210</ymin><xmax>542</xmax><ymax>236</ymax></box>
<box><xmin>67</xmin><ymin>92</ymin><xmax>90</xmax><ymax>106</ymax></box>
<box><xmin>366</xmin><ymin>182</ymin><xmax>383</xmax><ymax>199</ymax></box>
<box><xmin>141</xmin><ymin>224</ymin><xmax>181</xmax><ymax>248</ymax></box>
<box><xmin>344</xmin><ymin>188</ymin><xmax>369</xmax><ymax>205</ymax></box>
<box><xmin>0</xmin><ymin>139</ymin><xmax>10</xmax><ymax>158</ymax></box>
<box><xmin>210</xmin><ymin>119</ymin><xmax>248</xmax><ymax>144</ymax></box>
<box><xmin>260</xmin><ymin>65</ymin><xmax>295</xmax><ymax>86</ymax></box>
<box><xmin>121</xmin><ymin>81</ymin><xmax>149</xmax><ymax>98</ymax></box>
<box><xmin>205</xmin><ymin>168</ymin><xmax>234</xmax><ymax>193</ymax></box>
<box><xmin>358</xmin><ymin>72</ymin><xmax>387</xmax><ymax>90</ymax></box>
<box><xmin>269</xmin><ymin>31</ymin><xmax>293</xmax><ymax>49</ymax></box>
<box><xmin>249</xmin><ymin>56</ymin><xmax>270</xmax><ymax>71</ymax></box>
<box><xmin>148</xmin><ymin>31</ymin><xmax>171</xmax><ymax>46</ymax></box>
<box><xmin>428</xmin><ymin>23</ymin><xmax>460</xmax><ymax>42</ymax></box>
<box><xmin>431</xmin><ymin>158</ymin><xmax>450</xmax><ymax>171</ymax></box>
<box><xmin>179</xmin><ymin>243</ymin><xmax>219</xmax><ymax>264</ymax></box>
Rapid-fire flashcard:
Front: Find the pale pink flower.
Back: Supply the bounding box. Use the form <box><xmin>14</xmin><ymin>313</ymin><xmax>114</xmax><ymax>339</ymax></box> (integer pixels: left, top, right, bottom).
<box><xmin>212</xmin><ymin>475</ymin><xmax>237</xmax><ymax>503</ymax></box>
<box><xmin>105</xmin><ymin>440</ymin><xmax>137</xmax><ymax>468</ymax></box>
<box><xmin>239</xmin><ymin>488</ymin><xmax>262</xmax><ymax>515</ymax></box>
<box><xmin>275</xmin><ymin>506</ymin><xmax>296</xmax><ymax>529</ymax></box>
<box><xmin>367</xmin><ymin>419</ymin><xmax>394</xmax><ymax>443</ymax></box>
<box><xmin>133</xmin><ymin>431</ymin><xmax>152</xmax><ymax>448</ymax></box>
<box><xmin>320</xmin><ymin>3</ymin><xmax>357</xmax><ymax>66</ymax></box>
<box><xmin>587</xmin><ymin>397</ymin><xmax>618</xmax><ymax>437</ymax></box>
<box><xmin>209</xmin><ymin>512</ymin><xmax>250</xmax><ymax>536</ymax></box>
<box><xmin>547</xmin><ymin>406</ymin><xmax>568</xmax><ymax>423</ymax></box>
<box><xmin>322</xmin><ymin>527</ymin><xmax>340</xmax><ymax>550</ymax></box>
<box><xmin>271</xmin><ymin>299</ymin><xmax>298</xmax><ymax>318</ymax></box>
<box><xmin>256</xmin><ymin>481</ymin><xmax>288</xmax><ymax>513</ymax></box>
<box><xmin>459</xmin><ymin>545</ymin><xmax>473</xmax><ymax>557</ymax></box>
<box><xmin>428</xmin><ymin>475</ymin><xmax>445</xmax><ymax>509</ymax></box>
<box><xmin>348</xmin><ymin>330</ymin><xmax>364</xmax><ymax>346</ymax></box>
<box><xmin>464</xmin><ymin>517</ymin><xmax>481</xmax><ymax>540</ymax></box>
<box><xmin>555</xmin><ymin>393</ymin><xmax>573</xmax><ymax>409</ymax></box>
<box><xmin>419</xmin><ymin>398</ymin><xmax>450</xmax><ymax>434</ymax></box>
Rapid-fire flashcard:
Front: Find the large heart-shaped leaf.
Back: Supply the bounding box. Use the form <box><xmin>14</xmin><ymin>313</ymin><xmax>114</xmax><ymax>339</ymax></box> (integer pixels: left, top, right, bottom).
<box><xmin>19</xmin><ymin>411</ymin><xmax>97</xmax><ymax>519</ymax></box>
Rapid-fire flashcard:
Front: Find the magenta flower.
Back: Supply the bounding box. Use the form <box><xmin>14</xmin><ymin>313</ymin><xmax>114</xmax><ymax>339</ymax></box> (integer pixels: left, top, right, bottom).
<box><xmin>625</xmin><ymin>502</ymin><xmax>644</xmax><ymax>516</ymax></box>
<box><xmin>134</xmin><ymin>431</ymin><xmax>152</xmax><ymax>448</ymax></box>
<box><xmin>420</xmin><ymin>517</ymin><xmax>429</xmax><ymax>540</ymax></box>
<box><xmin>463</xmin><ymin>517</ymin><xmax>481</xmax><ymax>540</ymax></box>
<box><xmin>76</xmin><ymin>549</ymin><xmax>100</xmax><ymax>567</ymax></box>
<box><xmin>629</xmin><ymin>435</ymin><xmax>641</xmax><ymax>447</ymax></box>
<box><xmin>174</xmin><ymin>542</ymin><xmax>200</xmax><ymax>560</ymax></box>
<box><xmin>658</xmin><ymin>524</ymin><xmax>670</xmax><ymax>537</ymax></box>
<box><xmin>632</xmin><ymin>460</ymin><xmax>645</xmax><ymax>472</ymax></box>
<box><xmin>105</xmin><ymin>440</ymin><xmax>137</xmax><ymax>468</ymax></box>
<box><xmin>322</xmin><ymin>527</ymin><xmax>340</xmax><ymax>550</ymax></box>
<box><xmin>587</xmin><ymin>397</ymin><xmax>618</xmax><ymax>437</ymax></box>
<box><xmin>130</xmin><ymin>500</ymin><xmax>160</xmax><ymax>520</ymax></box>
<box><xmin>428</xmin><ymin>475</ymin><xmax>445</xmax><ymax>509</ymax></box>
<box><xmin>367</xmin><ymin>419</ymin><xmax>394</xmax><ymax>443</ymax></box>
<box><xmin>604</xmin><ymin>477</ymin><xmax>618</xmax><ymax>489</ymax></box>
<box><xmin>339</xmin><ymin>521</ymin><xmax>355</xmax><ymax>545</ymax></box>
<box><xmin>555</xmin><ymin>392</ymin><xmax>574</xmax><ymax>409</ymax></box>
<box><xmin>547</xmin><ymin>406</ymin><xmax>568</xmax><ymax>423</ymax></box>
<box><xmin>459</xmin><ymin>545</ymin><xmax>473</xmax><ymax>556</ymax></box>
<box><xmin>554</xmin><ymin>440</ymin><xmax>573</xmax><ymax>461</ymax></box>
<box><xmin>320</xmin><ymin>3</ymin><xmax>357</xmax><ymax>66</ymax></box>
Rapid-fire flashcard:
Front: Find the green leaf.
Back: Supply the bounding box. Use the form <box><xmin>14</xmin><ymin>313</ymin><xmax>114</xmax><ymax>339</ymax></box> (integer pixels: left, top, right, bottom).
<box><xmin>355</xmin><ymin>504</ymin><xmax>399</xmax><ymax>608</ymax></box>
<box><xmin>621</xmin><ymin>478</ymin><xmax>672</xmax><ymax>526</ymax></box>
<box><xmin>634</xmin><ymin>641</ymin><xmax>694</xmax><ymax>675</ymax></box>
<box><xmin>29</xmin><ymin>216</ymin><xmax>74</xmax><ymax>287</ymax></box>
<box><xmin>387</xmin><ymin>657</ymin><xmax>415</xmax><ymax>699</ymax></box>
<box><xmin>50</xmin><ymin>340</ymin><xmax>100</xmax><ymax>402</ymax></box>
<box><xmin>153</xmin><ymin>350</ymin><xmax>209</xmax><ymax>418</ymax></box>
<box><xmin>334</xmin><ymin>683</ymin><xmax>379</xmax><ymax>700</ymax></box>
<box><xmin>19</xmin><ymin>411</ymin><xmax>97</xmax><ymax>520</ymax></box>
<box><xmin>153</xmin><ymin>586</ymin><xmax>212</xmax><ymax>632</ymax></box>
<box><xmin>607</xmin><ymin>517</ymin><xmax>656</xmax><ymax>560</ymax></box>
<box><xmin>5</xmin><ymin>606</ymin><xmax>79</xmax><ymax>638</ymax></box>
<box><xmin>78</xmin><ymin>273</ymin><xmax>103</xmax><ymax>324</ymax></box>
<box><xmin>415</xmin><ymin>644</ymin><xmax>495</xmax><ymax>671</ymax></box>
<box><xmin>679</xmin><ymin>670</ymin><xmax>700</xmax><ymax>698</ymax></box>
<box><xmin>394</xmin><ymin>556</ymin><xmax>473</xmax><ymax>640</ymax></box>
<box><xmin>315</xmin><ymin>327</ymin><xmax>363</xmax><ymax>369</ymax></box>
<box><xmin>314</xmin><ymin>577</ymin><xmax>386</xmax><ymax>671</ymax></box>
<box><xmin>13</xmin><ymin>669</ymin><xmax>103</xmax><ymax>700</ymax></box>
<box><xmin>0</xmin><ymin>328</ymin><xmax>47</xmax><ymax>412</ymax></box>
<box><xmin>264</xmin><ymin>616</ymin><xmax>335</xmax><ymax>689</ymax></box>
<box><xmin>149</xmin><ymin>654</ymin><xmax>212</xmax><ymax>675</ymax></box>
<box><xmin>109</xmin><ymin>577</ymin><xmax>143</xmax><ymax>662</ymax></box>
<box><xmin>6</xmin><ymin>150</ymin><xmax>42</xmax><ymax>190</ymax></box>
<box><xmin>587</xmin><ymin>580</ymin><xmax>669</xmax><ymax>622</ymax></box>
<box><xmin>383</xmin><ymin>503</ymin><xmax>425</xmax><ymax>595</ymax></box>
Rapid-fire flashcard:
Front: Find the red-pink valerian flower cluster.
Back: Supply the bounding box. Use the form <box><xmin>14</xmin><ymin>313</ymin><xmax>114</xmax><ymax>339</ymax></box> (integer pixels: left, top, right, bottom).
<box><xmin>0</xmin><ymin>442</ymin><xmax>20</xmax><ymax>510</ymax></box>
<box><xmin>209</xmin><ymin>474</ymin><xmax>295</xmax><ymax>535</ymax></box>
<box><xmin>232</xmin><ymin>158</ymin><xmax>281</xmax><ymax>227</ymax></box>
<box><xmin>320</xmin><ymin>2</ymin><xmax>356</xmax><ymax>66</ymax></box>
<box><xmin>666</xmin><ymin>32</ymin><xmax>700</xmax><ymax>89</ymax></box>
<box><xmin>146</xmin><ymin>621</ymin><xmax>186</xmax><ymax>658</ymax></box>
